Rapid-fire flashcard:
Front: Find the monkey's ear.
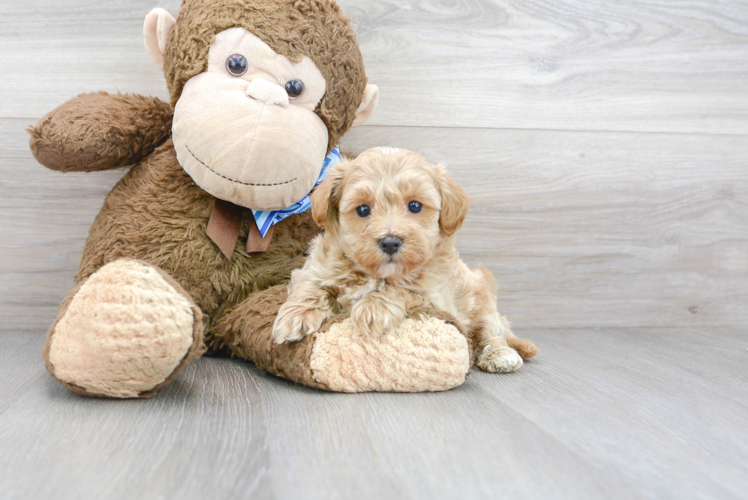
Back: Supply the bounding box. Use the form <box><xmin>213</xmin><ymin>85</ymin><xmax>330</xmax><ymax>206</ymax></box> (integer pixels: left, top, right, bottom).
<box><xmin>310</xmin><ymin>163</ymin><xmax>349</xmax><ymax>229</ymax></box>
<box><xmin>143</xmin><ymin>8</ymin><xmax>177</xmax><ymax>66</ymax></box>
<box><xmin>435</xmin><ymin>164</ymin><xmax>471</xmax><ymax>237</ymax></box>
<box><xmin>351</xmin><ymin>85</ymin><xmax>379</xmax><ymax>127</ymax></box>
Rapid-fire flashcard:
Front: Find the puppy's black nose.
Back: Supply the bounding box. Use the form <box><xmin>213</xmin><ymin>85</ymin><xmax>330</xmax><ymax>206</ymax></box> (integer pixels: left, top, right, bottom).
<box><xmin>379</xmin><ymin>236</ymin><xmax>403</xmax><ymax>255</ymax></box>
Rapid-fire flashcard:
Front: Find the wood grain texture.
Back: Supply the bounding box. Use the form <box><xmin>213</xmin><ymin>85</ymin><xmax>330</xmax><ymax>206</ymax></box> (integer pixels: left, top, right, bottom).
<box><xmin>4</xmin><ymin>118</ymin><xmax>745</xmax><ymax>329</ymax></box>
<box><xmin>1</xmin><ymin>0</ymin><xmax>747</xmax><ymax>134</ymax></box>
<box><xmin>2</xmin><ymin>0</ymin><xmax>747</xmax><ymax>328</ymax></box>
<box><xmin>0</xmin><ymin>328</ymin><xmax>745</xmax><ymax>500</ymax></box>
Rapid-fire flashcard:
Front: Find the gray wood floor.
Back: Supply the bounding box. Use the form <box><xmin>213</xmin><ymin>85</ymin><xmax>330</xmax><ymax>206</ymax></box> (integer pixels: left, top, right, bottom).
<box><xmin>1</xmin><ymin>0</ymin><xmax>747</xmax><ymax>498</ymax></box>
<box><xmin>0</xmin><ymin>327</ymin><xmax>746</xmax><ymax>500</ymax></box>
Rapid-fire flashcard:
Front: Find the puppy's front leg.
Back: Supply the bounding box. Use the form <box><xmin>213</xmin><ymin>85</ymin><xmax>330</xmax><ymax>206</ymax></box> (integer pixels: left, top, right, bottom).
<box><xmin>350</xmin><ymin>291</ymin><xmax>408</xmax><ymax>337</ymax></box>
<box><xmin>273</xmin><ymin>271</ymin><xmax>334</xmax><ymax>344</ymax></box>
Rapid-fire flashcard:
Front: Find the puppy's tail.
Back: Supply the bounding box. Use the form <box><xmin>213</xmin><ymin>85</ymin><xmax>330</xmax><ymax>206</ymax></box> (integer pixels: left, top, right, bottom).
<box><xmin>507</xmin><ymin>337</ymin><xmax>538</xmax><ymax>360</ymax></box>
<box><xmin>499</xmin><ymin>315</ymin><xmax>539</xmax><ymax>360</ymax></box>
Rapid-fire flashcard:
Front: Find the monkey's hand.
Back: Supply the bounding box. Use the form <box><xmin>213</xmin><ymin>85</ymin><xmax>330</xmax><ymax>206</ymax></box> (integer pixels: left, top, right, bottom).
<box><xmin>28</xmin><ymin>91</ymin><xmax>173</xmax><ymax>173</ymax></box>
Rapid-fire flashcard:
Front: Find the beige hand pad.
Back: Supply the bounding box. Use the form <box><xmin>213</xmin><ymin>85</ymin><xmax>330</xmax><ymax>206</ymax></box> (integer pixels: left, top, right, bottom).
<box><xmin>310</xmin><ymin>316</ymin><xmax>471</xmax><ymax>392</ymax></box>
<box><xmin>46</xmin><ymin>260</ymin><xmax>199</xmax><ymax>398</ymax></box>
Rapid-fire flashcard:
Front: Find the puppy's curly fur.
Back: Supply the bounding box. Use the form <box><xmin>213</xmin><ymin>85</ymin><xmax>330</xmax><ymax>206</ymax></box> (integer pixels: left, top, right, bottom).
<box><xmin>272</xmin><ymin>147</ymin><xmax>536</xmax><ymax>372</ymax></box>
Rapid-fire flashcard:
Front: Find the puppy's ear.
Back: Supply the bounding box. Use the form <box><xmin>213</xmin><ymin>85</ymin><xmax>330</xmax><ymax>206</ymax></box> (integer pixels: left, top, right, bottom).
<box><xmin>311</xmin><ymin>162</ymin><xmax>349</xmax><ymax>230</ymax></box>
<box><xmin>435</xmin><ymin>164</ymin><xmax>470</xmax><ymax>236</ymax></box>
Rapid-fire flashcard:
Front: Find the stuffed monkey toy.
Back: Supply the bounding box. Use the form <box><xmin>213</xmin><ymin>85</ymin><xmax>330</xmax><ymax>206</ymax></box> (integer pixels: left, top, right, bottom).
<box><xmin>28</xmin><ymin>0</ymin><xmax>537</xmax><ymax>398</ymax></box>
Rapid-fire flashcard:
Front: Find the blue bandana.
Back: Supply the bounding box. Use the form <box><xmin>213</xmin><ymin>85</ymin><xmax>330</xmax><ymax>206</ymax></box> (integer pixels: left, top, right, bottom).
<box><xmin>250</xmin><ymin>147</ymin><xmax>341</xmax><ymax>237</ymax></box>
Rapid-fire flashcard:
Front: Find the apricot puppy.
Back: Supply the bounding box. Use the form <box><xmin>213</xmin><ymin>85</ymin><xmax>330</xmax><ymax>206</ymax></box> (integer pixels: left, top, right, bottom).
<box><xmin>272</xmin><ymin>147</ymin><xmax>529</xmax><ymax>372</ymax></box>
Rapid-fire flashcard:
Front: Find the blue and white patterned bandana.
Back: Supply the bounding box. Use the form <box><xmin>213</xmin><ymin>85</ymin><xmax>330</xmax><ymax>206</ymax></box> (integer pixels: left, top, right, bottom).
<box><xmin>250</xmin><ymin>146</ymin><xmax>341</xmax><ymax>237</ymax></box>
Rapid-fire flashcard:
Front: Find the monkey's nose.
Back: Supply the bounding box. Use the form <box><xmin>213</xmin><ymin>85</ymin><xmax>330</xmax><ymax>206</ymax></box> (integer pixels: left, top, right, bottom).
<box><xmin>246</xmin><ymin>78</ymin><xmax>289</xmax><ymax>107</ymax></box>
<box><xmin>378</xmin><ymin>236</ymin><xmax>403</xmax><ymax>256</ymax></box>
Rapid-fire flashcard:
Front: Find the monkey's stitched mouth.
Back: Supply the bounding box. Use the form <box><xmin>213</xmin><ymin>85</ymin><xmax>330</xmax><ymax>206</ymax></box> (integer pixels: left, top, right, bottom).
<box><xmin>186</xmin><ymin>145</ymin><xmax>297</xmax><ymax>187</ymax></box>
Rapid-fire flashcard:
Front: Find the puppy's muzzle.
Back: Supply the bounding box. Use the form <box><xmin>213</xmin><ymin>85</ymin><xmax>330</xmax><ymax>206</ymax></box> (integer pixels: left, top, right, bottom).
<box><xmin>379</xmin><ymin>235</ymin><xmax>403</xmax><ymax>256</ymax></box>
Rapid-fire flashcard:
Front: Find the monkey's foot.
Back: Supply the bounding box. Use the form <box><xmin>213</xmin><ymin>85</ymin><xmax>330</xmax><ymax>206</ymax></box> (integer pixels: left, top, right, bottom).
<box><xmin>44</xmin><ymin>259</ymin><xmax>205</xmax><ymax>398</ymax></box>
<box><xmin>477</xmin><ymin>338</ymin><xmax>523</xmax><ymax>373</ymax></box>
<box><xmin>213</xmin><ymin>286</ymin><xmax>472</xmax><ymax>393</ymax></box>
<box><xmin>310</xmin><ymin>316</ymin><xmax>471</xmax><ymax>392</ymax></box>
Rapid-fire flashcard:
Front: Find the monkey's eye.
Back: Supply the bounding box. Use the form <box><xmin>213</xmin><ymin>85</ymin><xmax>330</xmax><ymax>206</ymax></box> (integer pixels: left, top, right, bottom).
<box><xmin>408</xmin><ymin>201</ymin><xmax>423</xmax><ymax>214</ymax></box>
<box><xmin>356</xmin><ymin>205</ymin><xmax>371</xmax><ymax>218</ymax></box>
<box><xmin>226</xmin><ymin>54</ymin><xmax>248</xmax><ymax>77</ymax></box>
<box><xmin>285</xmin><ymin>80</ymin><xmax>305</xmax><ymax>99</ymax></box>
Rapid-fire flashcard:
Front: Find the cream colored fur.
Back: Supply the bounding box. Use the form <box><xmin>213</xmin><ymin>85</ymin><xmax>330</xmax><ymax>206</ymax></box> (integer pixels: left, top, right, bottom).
<box><xmin>48</xmin><ymin>259</ymin><xmax>196</xmax><ymax>398</ymax></box>
<box><xmin>310</xmin><ymin>316</ymin><xmax>470</xmax><ymax>392</ymax></box>
<box><xmin>273</xmin><ymin>148</ymin><xmax>523</xmax><ymax>373</ymax></box>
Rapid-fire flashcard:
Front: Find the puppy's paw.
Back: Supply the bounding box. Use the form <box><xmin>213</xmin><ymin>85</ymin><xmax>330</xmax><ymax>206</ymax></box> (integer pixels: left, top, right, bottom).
<box><xmin>272</xmin><ymin>306</ymin><xmax>328</xmax><ymax>344</ymax></box>
<box><xmin>350</xmin><ymin>298</ymin><xmax>403</xmax><ymax>337</ymax></box>
<box><xmin>477</xmin><ymin>338</ymin><xmax>523</xmax><ymax>373</ymax></box>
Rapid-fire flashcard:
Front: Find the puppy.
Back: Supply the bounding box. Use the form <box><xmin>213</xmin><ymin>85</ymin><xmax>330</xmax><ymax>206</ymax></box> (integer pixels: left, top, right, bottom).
<box><xmin>272</xmin><ymin>147</ymin><xmax>536</xmax><ymax>372</ymax></box>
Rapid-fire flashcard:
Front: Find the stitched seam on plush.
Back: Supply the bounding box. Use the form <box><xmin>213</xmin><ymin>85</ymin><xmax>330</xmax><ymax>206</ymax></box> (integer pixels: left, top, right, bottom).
<box><xmin>186</xmin><ymin>144</ymin><xmax>298</xmax><ymax>187</ymax></box>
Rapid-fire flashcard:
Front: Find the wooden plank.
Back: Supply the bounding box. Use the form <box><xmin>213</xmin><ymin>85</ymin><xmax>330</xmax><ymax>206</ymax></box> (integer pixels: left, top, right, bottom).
<box><xmin>252</xmin><ymin>380</ymin><xmax>643</xmax><ymax>500</ymax></box>
<box><xmin>0</xmin><ymin>0</ymin><xmax>177</xmax><ymax>117</ymax></box>
<box><xmin>0</xmin><ymin>327</ymin><xmax>745</xmax><ymax>499</ymax></box>
<box><xmin>0</xmin><ymin>329</ymin><xmax>641</xmax><ymax>500</ymax></box>
<box><xmin>1</xmin><ymin>0</ymin><xmax>747</xmax><ymax>134</ymax></box>
<box><xmin>0</xmin><ymin>346</ymin><xmax>275</xmax><ymax>499</ymax></box>
<box><xmin>0</xmin><ymin>332</ymin><xmax>48</xmax><ymax>415</ymax></box>
<box><xmin>477</xmin><ymin>326</ymin><xmax>748</xmax><ymax>500</ymax></box>
<box><xmin>3</xmin><ymin>119</ymin><xmax>747</xmax><ymax>329</ymax></box>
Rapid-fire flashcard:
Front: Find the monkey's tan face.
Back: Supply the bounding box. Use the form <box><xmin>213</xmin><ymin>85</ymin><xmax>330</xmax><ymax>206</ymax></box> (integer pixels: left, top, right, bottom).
<box><xmin>172</xmin><ymin>28</ymin><xmax>329</xmax><ymax>210</ymax></box>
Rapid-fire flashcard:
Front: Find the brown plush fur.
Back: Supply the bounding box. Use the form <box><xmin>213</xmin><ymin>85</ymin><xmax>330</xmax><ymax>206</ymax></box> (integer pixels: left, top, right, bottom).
<box><xmin>76</xmin><ymin>139</ymin><xmax>319</xmax><ymax>322</ymax></box>
<box><xmin>28</xmin><ymin>92</ymin><xmax>173</xmax><ymax>172</ymax></box>
<box><xmin>164</xmin><ymin>0</ymin><xmax>367</xmax><ymax>153</ymax></box>
<box><xmin>209</xmin><ymin>284</ymin><xmax>329</xmax><ymax>389</ymax></box>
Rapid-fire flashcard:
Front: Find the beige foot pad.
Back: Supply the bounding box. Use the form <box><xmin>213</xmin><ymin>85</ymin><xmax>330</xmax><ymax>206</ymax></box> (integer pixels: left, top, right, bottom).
<box><xmin>46</xmin><ymin>259</ymin><xmax>203</xmax><ymax>398</ymax></box>
<box><xmin>310</xmin><ymin>316</ymin><xmax>471</xmax><ymax>392</ymax></box>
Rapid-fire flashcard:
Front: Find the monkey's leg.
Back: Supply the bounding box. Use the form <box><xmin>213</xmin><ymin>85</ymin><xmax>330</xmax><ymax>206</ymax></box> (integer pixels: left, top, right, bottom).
<box><xmin>211</xmin><ymin>286</ymin><xmax>472</xmax><ymax>392</ymax></box>
<box><xmin>44</xmin><ymin>259</ymin><xmax>206</xmax><ymax>398</ymax></box>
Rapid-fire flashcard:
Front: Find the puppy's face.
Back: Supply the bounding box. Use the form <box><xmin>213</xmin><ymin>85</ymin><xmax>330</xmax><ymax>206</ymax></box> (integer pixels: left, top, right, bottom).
<box><xmin>311</xmin><ymin>148</ymin><xmax>470</xmax><ymax>279</ymax></box>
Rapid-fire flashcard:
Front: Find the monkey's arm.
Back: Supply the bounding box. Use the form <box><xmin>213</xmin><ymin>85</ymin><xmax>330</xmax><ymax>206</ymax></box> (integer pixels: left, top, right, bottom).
<box><xmin>28</xmin><ymin>91</ymin><xmax>173</xmax><ymax>172</ymax></box>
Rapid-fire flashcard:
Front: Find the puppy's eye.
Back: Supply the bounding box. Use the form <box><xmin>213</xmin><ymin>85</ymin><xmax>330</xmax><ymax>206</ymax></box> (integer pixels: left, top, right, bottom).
<box><xmin>408</xmin><ymin>201</ymin><xmax>423</xmax><ymax>214</ymax></box>
<box><xmin>285</xmin><ymin>80</ymin><xmax>305</xmax><ymax>99</ymax></box>
<box><xmin>356</xmin><ymin>205</ymin><xmax>371</xmax><ymax>218</ymax></box>
<box><xmin>226</xmin><ymin>54</ymin><xmax>248</xmax><ymax>77</ymax></box>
